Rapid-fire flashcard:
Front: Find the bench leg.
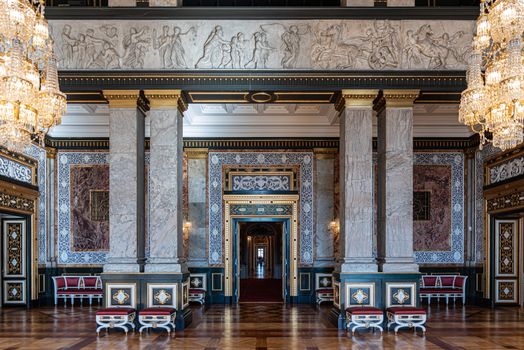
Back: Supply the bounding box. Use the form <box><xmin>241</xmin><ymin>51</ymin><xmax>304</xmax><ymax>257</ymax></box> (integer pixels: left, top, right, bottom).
<box><xmin>89</xmin><ymin>296</ymin><xmax>93</xmax><ymax>306</ymax></box>
<box><xmin>54</xmin><ymin>295</ymin><xmax>58</xmax><ymax>305</ymax></box>
<box><xmin>70</xmin><ymin>295</ymin><xmax>74</xmax><ymax>306</ymax></box>
<box><xmin>445</xmin><ymin>295</ymin><xmax>449</xmax><ymax>305</ymax></box>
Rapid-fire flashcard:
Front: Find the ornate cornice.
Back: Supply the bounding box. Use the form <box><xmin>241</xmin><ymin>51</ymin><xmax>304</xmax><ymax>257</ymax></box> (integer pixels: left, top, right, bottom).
<box><xmin>143</xmin><ymin>89</ymin><xmax>187</xmax><ymax>113</ymax></box>
<box><xmin>45</xmin><ymin>137</ymin><xmax>475</xmax><ymax>151</ymax></box>
<box><xmin>0</xmin><ymin>180</ymin><xmax>38</xmax><ymax>215</ymax></box>
<box><xmin>102</xmin><ymin>90</ymin><xmax>140</xmax><ymax>108</ymax></box>
<box><xmin>336</xmin><ymin>89</ymin><xmax>379</xmax><ymax>111</ymax></box>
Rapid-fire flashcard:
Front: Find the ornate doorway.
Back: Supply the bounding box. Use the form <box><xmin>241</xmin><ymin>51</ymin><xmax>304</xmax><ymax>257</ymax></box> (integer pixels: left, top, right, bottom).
<box><xmin>223</xmin><ymin>194</ymin><xmax>299</xmax><ymax>303</ymax></box>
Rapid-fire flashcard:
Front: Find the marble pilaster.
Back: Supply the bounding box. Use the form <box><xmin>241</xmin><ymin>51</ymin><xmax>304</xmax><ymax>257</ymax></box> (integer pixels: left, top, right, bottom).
<box><xmin>103</xmin><ymin>90</ymin><xmax>145</xmax><ymax>273</ymax></box>
<box><xmin>375</xmin><ymin>90</ymin><xmax>419</xmax><ymax>273</ymax></box>
<box><xmin>387</xmin><ymin>0</ymin><xmax>415</xmax><ymax>6</ymax></box>
<box><xmin>108</xmin><ymin>0</ymin><xmax>136</xmax><ymax>6</ymax></box>
<box><xmin>144</xmin><ymin>90</ymin><xmax>188</xmax><ymax>273</ymax></box>
<box><xmin>149</xmin><ymin>0</ymin><xmax>180</xmax><ymax>6</ymax></box>
<box><xmin>338</xmin><ymin>90</ymin><xmax>378</xmax><ymax>273</ymax></box>
<box><xmin>340</xmin><ymin>0</ymin><xmax>374</xmax><ymax>6</ymax></box>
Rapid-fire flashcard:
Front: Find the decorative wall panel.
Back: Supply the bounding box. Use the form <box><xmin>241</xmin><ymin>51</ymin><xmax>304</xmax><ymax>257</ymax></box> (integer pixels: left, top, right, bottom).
<box><xmin>3</xmin><ymin>281</ymin><xmax>26</xmax><ymax>305</ymax></box>
<box><xmin>489</xmin><ymin>155</ymin><xmax>524</xmax><ymax>185</ymax></box>
<box><xmin>70</xmin><ymin>165</ymin><xmax>109</xmax><ymax>252</ymax></box>
<box><xmin>2</xmin><ymin>220</ymin><xmax>25</xmax><ymax>278</ymax></box>
<box><xmin>49</xmin><ymin>20</ymin><xmax>474</xmax><ymax>71</ymax></box>
<box><xmin>413</xmin><ymin>165</ymin><xmax>452</xmax><ymax>251</ymax></box>
<box><xmin>208</xmin><ymin>152</ymin><xmax>313</xmax><ymax>265</ymax></box>
<box><xmin>495</xmin><ymin>221</ymin><xmax>517</xmax><ymax>277</ymax></box>
<box><xmin>413</xmin><ymin>153</ymin><xmax>464</xmax><ymax>264</ymax></box>
<box><xmin>495</xmin><ymin>279</ymin><xmax>518</xmax><ymax>304</ymax></box>
<box><xmin>58</xmin><ymin>151</ymin><xmax>150</xmax><ymax>265</ymax></box>
<box><xmin>24</xmin><ymin>145</ymin><xmax>46</xmax><ymax>264</ymax></box>
<box><xmin>385</xmin><ymin>282</ymin><xmax>416</xmax><ymax>308</ymax></box>
<box><xmin>0</xmin><ymin>155</ymin><xmax>32</xmax><ymax>184</ymax></box>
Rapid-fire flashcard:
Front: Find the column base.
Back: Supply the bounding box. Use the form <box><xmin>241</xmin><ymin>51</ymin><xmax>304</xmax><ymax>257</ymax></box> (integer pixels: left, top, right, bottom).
<box><xmin>340</xmin><ymin>258</ymin><xmax>378</xmax><ymax>273</ymax></box>
<box><xmin>104</xmin><ymin>258</ymin><xmax>141</xmax><ymax>273</ymax></box>
<box><xmin>145</xmin><ymin>258</ymin><xmax>188</xmax><ymax>273</ymax></box>
<box><xmin>379</xmin><ymin>257</ymin><xmax>419</xmax><ymax>273</ymax></box>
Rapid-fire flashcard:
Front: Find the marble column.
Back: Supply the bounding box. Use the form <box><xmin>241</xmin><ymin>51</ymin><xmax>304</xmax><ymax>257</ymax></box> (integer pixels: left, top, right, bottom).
<box><xmin>144</xmin><ymin>90</ymin><xmax>187</xmax><ymax>273</ymax></box>
<box><xmin>103</xmin><ymin>90</ymin><xmax>145</xmax><ymax>273</ymax></box>
<box><xmin>338</xmin><ymin>90</ymin><xmax>378</xmax><ymax>273</ymax></box>
<box><xmin>375</xmin><ymin>90</ymin><xmax>419</xmax><ymax>273</ymax></box>
<box><xmin>341</xmin><ymin>0</ymin><xmax>374</xmax><ymax>6</ymax></box>
<box><xmin>387</xmin><ymin>0</ymin><xmax>415</xmax><ymax>6</ymax></box>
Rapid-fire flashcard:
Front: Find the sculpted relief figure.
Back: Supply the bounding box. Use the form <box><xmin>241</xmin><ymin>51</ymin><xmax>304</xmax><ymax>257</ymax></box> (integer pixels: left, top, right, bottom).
<box><xmin>123</xmin><ymin>27</ymin><xmax>150</xmax><ymax>69</ymax></box>
<box><xmin>153</xmin><ymin>26</ymin><xmax>196</xmax><ymax>68</ymax></box>
<box><xmin>244</xmin><ymin>30</ymin><xmax>274</xmax><ymax>69</ymax></box>
<box><xmin>312</xmin><ymin>24</ymin><xmax>360</xmax><ymax>69</ymax></box>
<box><xmin>195</xmin><ymin>26</ymin><xmax>229</xmax><ymax>68</ymax></box>
<box><xmin>280</xmin><ymin>25</ymin><xmax>310</xmax><ymax>69</ymax></box>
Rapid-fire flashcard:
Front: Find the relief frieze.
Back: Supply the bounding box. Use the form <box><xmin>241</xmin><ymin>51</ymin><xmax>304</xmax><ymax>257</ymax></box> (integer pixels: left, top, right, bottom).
<box><xmin>49</xmin><ymin>19</ymin><xmax>474</xmax><ymax>71</ymax></box>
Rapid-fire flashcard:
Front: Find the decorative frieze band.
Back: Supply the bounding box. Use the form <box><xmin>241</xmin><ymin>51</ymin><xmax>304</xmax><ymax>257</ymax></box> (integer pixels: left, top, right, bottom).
<box><xmin>0</xmin><ymin>192</ymin><xmax>35</xmax><ymax>213</ymax></box>
<box><xmin>487</xmin><ymin>191</ymin><xmax>524</xmax><ymax>213</ymax></box>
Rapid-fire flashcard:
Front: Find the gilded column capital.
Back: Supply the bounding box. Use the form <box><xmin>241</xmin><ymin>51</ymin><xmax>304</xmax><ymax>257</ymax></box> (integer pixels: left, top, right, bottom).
<box><xmin>143</xmin><ymin>89</ymin><xmax>188</xmax><ymax>113</ymax></box>
<box><xmin>102</xmin><ymin>90</ymin><xmax>141</xmax><ymax>108</ymax></box>
<box><xmin>336</xmin><ymin>89</ymin><xmax>379</xmax><ymax>111</ymax></box>
<box><xmin>374</xmin><ymin>89</ymin><xmax>420</xmax><ymax>112</ymax></box>
<box><xmin>185</xmin><ymin>148</ymin><xmax>209</xmax><ymax>159</ymax></box>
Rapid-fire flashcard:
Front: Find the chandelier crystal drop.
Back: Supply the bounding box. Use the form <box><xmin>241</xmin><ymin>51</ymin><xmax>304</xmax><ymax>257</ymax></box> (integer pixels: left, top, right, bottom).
<box><xmin>0</xmin><ymin>0</ymin><xmax>66</xmax><ymax>154</ymax></box>
<box><xmin>459</xmin><ymin>0</ymin><xmax>524</xmax><ymax>151</ymax></box>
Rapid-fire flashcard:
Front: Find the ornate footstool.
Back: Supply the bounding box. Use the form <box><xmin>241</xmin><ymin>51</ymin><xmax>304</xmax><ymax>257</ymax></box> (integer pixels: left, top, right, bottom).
<box><xmin>138</xmin><ymin>307</ymin><xmax>176</xmax><ymax>334</ymax></box>
<box><xmin>346</xmin><ymin>307</ymin><xmax>384</xmax><ymax>335</ymax></box>
<box><xmin>386</xmin><ymin>307</ymin><xmax>427</xmax><ymax>335</ymax></box>
<box><xmin>188</xmin><ymin>288</ymin><xmax>206</xmax><ymax>304</ymax></box>
<box><xmin>95</xmin><ymin>307</ymin><xmax>136</xmax><ymax>334</ymax></box>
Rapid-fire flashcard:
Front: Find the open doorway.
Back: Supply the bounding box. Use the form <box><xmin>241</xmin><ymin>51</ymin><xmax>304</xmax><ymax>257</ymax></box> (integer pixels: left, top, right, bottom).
<box><xmin>239</xmin><ymin>221</ymin><xmax>283</xmax><ymax>302</ymax></box>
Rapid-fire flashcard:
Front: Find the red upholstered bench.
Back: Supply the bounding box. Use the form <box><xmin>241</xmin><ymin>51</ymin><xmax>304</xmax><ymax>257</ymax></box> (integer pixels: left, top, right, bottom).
<box><xmin>386</xmin><ymin>307</ymin><xmax>427</xmax><ymax>334</ymax></box>
<box><xmin>420</xmin><ymin>275</ymin><xmax>467</xmax><ymax>305</ymax></box>
<box><xmin>138</xmin><ymin>307</ymin><xmax>176</xmax><ymax>334</ymax></box>
<box><xmin>96</xmin><ymin>307</ymin><xmax>136</xmax><ymax>334</ymax></box>
<box><xmin>346</xmin><ymin>307</ymin><xmax>384</xmax><ymax>335</ymax></box>
<box><xmin>315</xmin><ymin>273</ymin><xmax>334</xmax><ymax>305</ymax></box>
<box><xmin>53</xmin><ymin>276</ymin><xmax>103</xmax><ymax>306</ymax></box>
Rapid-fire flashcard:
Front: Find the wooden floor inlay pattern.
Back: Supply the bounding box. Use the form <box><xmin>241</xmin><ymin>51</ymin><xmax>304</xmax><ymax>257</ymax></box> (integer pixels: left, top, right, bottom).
<box><xmin>0</xmin><ymin>303</ymin><xmax>524</xmax><ymax>349</ymax></box>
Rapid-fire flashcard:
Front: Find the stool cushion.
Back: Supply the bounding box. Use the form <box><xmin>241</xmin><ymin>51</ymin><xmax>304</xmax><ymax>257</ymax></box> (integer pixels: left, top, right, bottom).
<box><xmin>316</xmin><ymin>289</ymin><xmax>334</xmax><ymax>294</ymax></box>
<box><xmin>96</xmin><ymin>308</ymin><xmax>135</xmax><ymax>316</ymax></box>
<box><xmin>189</xmin><ymin>289</ymin><xmax>205</xmax><ymax>294</ymax></box>
<box><xmin>139</xmin><ymin>307</ymin><xmax>176</xmax><ymax>316</ymax></box>
<box><xmin>421</xmin><ymin>288</ymin><xmax>460</xmax><ymax>294</ymax></box>
<box><xmin>77</xmin><ymin>290</ymin><xmax>102</xmax><ymax>294</ymax></box>
<box><xmin>346</xmin><ymin>307</ymin><xmax>383</xmax><ymax>315</ymax></box>
<box><xmin>387</xmin><ymin>307</ymin><xmax>426</xmax><ymax>315</ymax></box>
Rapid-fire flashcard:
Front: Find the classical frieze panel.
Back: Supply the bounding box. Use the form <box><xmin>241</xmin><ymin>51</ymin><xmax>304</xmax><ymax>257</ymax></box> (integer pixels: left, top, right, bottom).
<box><xmin>49</xmin><ymin>19</ymin><xmax>474</xmax><ymax>71</ymax></box>
<box><xmin>0</xmin><ymin>156</ymin><xmax>33</xmax><ymax>184</ymax></box>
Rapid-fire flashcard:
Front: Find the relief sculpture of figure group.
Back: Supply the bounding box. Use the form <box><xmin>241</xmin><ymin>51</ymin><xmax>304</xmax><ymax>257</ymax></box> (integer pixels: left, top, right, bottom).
<box><xmin>52</xmin><ymin>20</ymin><xmax>471</xmax><ymax>71</ymax></box>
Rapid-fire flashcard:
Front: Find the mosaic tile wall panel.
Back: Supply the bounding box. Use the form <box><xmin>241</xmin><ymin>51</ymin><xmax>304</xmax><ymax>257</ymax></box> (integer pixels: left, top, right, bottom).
<box><xmin>25</xmin><ymin>145</ymin><xmax>46</xmax><ymax>264</ymax></box>
<box><xmin>413</xmin><ymin>153</ymin><xmax>464</xmax><ymax>264</ymax></box>
<box><xmin>208</xmin><ymin>152</ymin><xmax>314</xmax><ymax>265</ymax></box>
<box><xmin>0</xmin><ymin>155</ymin><xmax>32</xmax><ymax>184</ymax></box>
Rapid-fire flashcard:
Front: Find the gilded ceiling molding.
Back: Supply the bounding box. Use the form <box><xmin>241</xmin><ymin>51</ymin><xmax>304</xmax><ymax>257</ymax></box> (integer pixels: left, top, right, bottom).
<box><xmin>373</xmin><ymin>89</ymin><xmax>420</xmax><ymax>112</ymax></box>
<box><xmin>102</xmin><ymin>90</ymin><xmax>141</xmax><ymax>108</ymax></box>
<box><xmin>336</xmin><ymin>89</ymin><xmax>380</xmax><ymax>111</ymax></box>
<box><xmin>185</xmin><ymin>148</ymin><xmax>209</xmax><ymax>159</ymax></box>
<box><xmin>143</xmin><ymin>89</ymin><xmax>188</xmax><ymax>114</ymax></box>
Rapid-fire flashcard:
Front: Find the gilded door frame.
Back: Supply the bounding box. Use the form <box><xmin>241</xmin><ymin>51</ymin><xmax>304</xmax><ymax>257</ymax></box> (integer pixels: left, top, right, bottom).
<box><xmin>223</xmin><ymin>194</ymin><xmax>299</xmax><ymax>298</ymax></box>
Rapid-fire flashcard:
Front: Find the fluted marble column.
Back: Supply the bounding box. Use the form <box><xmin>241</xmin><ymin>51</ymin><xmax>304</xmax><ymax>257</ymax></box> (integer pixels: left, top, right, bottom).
<box><xmin>144</xmin><ymin>90</ymin><xmax>187</xmax><ymax>273</ymax></box>
<box><xmin>375</xmin><ymin>90</ymin><xmax>419</xmax><ymax>273</ymax></box>
<box><xmin>103</xmin><ymin>90</ymin><xmax>146</xmax><ymax>273</ymax></box>
<box><xmin>338</xmin><ymin>90</ymin><xmax>378</xmax><ymax>273</ymax></box>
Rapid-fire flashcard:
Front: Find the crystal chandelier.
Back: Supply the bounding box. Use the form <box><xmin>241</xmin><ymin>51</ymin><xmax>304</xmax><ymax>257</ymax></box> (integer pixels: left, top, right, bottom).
<box><xmin>459</xmin><ymin>0</ymin><xmax>524</xmax><ymax>151</ymax></box>
<box><xmin>0</xmin><ymin>0</ymin><xmax>66</xmax><ymax>154</ymax></box>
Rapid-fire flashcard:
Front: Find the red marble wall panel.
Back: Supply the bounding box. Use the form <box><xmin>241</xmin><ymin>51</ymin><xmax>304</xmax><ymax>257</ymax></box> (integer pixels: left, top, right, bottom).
<box><xmin>413</xmin><ymin>164</ymin><xmax>452</xmax><ymax>251</ymax></box>
<box><xmin>70</xmin><ymin>165</ymin><xmax>109</xmax><ymax>251</ymax></box>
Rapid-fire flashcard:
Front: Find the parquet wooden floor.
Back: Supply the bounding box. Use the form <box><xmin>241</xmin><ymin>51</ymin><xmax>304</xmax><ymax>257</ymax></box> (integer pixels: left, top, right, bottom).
<box><xmin>0</xmin><ymin>303</ymin><xmax>523</xmax><ymax>349</ymax></box>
